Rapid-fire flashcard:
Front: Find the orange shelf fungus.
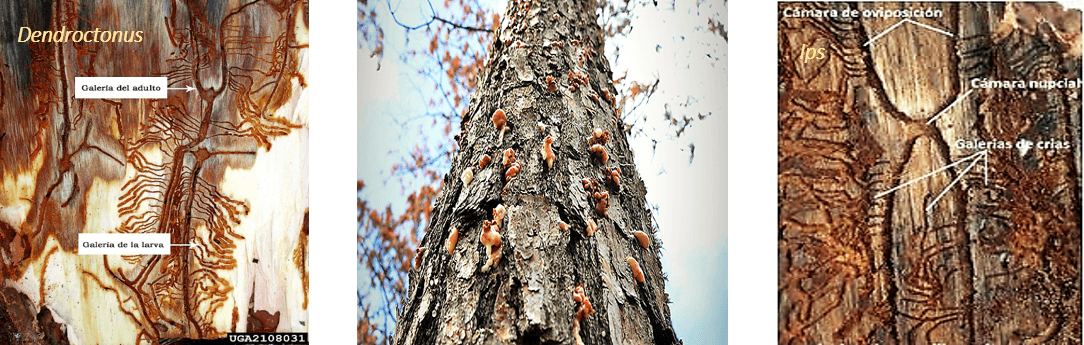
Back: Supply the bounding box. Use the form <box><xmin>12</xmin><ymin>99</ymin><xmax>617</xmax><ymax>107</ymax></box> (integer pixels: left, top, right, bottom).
<box><xmin>572</xmin><ymin>284</ymin><xmax>595</xmax><ymax>345</ymax></box>
<box><xmin>505</xmin><ymin>162</ymin><xmax>521</xmax><ymax>181</ymax></box>
<box><xmin>586</xmin><ymin>128</ymin><xmax>611</xmax><ymax>165</ymax></box>
<box><xmin>414</xmin><ymin>247</ymin><xmax>426</xmax><ymax>270</ymax></box>
<box><xmin>446</xmin><ymin>227</ymin><xmax>460</xmax><ymax>255</ymax></box>
<box><xmin>582</xmin><ymin>178</ymin><xmax>598</xmax><ymax>191</ymax></box>
<box><xmin>592</xmin><ymin>191</ymin><xmax>609</xmax><ymax>216</ymax></box>
<box><xmin>492</xmin><ymin>109</ymin><xmax>509</xmax><ymax>144</ymax></box>
<box><xmin>546</xmin><ymin>76</ymin><xmax>557</xmax><ymax>92</ymax></box>
<box><xmin>586</xmin><ymin>218</ymin><xmax>598</xmax><ymax>237</ymax></box>
<box><xmin>479</xmin><ymin>154</ymin><xmax>492</xmax><ymax>169</ymax></box>
<box><xmin>627</xmin><ymin>256</ymin><xmax>644</xmax><ymax>283</ymax></box>
<box><xmin>588</xmin><ymin>144</ymin><xmax>608</xmax><ymax>165</ymax></box>
<box><xmin>480</xmin><ymin>220</ymin><xmax>503</xmax><ymax>272</ymax></box>
<box><xmin>557</xmin><ymin>221</ymin><xmax>569</xmax><ymax>232</ymax></box>
<box><xmin>493</xmin><ymin>204</ymin><xmax>507</xmax><ymax>225</ymax></box>
<box><xmin>583</xmin><ymin>178</ymin><xmax>609</xmax><ymax>216</ymax></box>
<box><xmin>607</xmin><ymin>167</ymin><xmax>621</xmax><ymax>189</ymax></box>
<box><xmin>633</xmin><ymin>231</ymin><xmax>650</xmax><ymax>249</ymax></box>
<box><xmin>542</xmin><ymin>136</ymin><xmax>555</xmax><ymax>169</ymax></box>
<box><xmin>461</xmin><ymin>167</ymin><xmax>475</xmax><ymax>186</ymax></box>
<box><xmin>502</xmin><ymin>148</ymin><xmax>516</xmax><ymax>169</ymax></box>
<box><xmin>587</xmin><ymin>127</ymin><xmax>610</xmax><ymax>145</ymax></box>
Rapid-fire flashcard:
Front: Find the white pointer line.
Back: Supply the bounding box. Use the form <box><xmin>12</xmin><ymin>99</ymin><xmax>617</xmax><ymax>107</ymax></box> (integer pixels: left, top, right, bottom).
<box><xmin>926</xmin><ymin>89</ymin><xmax>974</xmax><ymax>124</ymax></box>
<box><xmin>170</xmin><ymin>243</ymin><xmax>198</xmax><ymax>247</ymax></box>
<box><xmin>908</xmin><ymin>19</ymin><xmax>955</xmax><ymax>37</ymax></box>
<box><xmin>167</xmin><ymin>85</ymin><xmax>196</xmax><ymax>92</ymax></box>
<box><xmin>864</xmin><ymin>19</ymin><xmax>910</xmax><ymax>46</ymax></box>
<box><xmin>864</xmin><ymin>19</ymin><xmax>954</xmax><ymax>46</ymax></box>
<box><xmin>874</xmin><ymin>150</ymin><xmax>987</xmax><ymax>199</ymax></box>
<box><xmin>926</xmin><ymin>153</ymin><xmax>982</xmax><ymax>211</ymax></box>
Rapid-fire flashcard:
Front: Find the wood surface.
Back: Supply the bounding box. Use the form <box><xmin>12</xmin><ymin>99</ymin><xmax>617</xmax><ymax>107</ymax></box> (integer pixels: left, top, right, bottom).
<box><xmin>779</xmin><ymin>2</ymin><xmax>1082</xmax><ymax>344</ymax></box>
<box><xmin>0</xmin><ymin>1</ymin><xmax>310</xmax><ymax>343</ymax></box>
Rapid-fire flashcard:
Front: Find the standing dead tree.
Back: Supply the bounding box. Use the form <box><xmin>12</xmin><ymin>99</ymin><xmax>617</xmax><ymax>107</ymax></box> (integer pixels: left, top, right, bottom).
<box><xmin>392</xmin><ymin>0</ymin><xmax>680</xmax><ymax>343</ymax></box>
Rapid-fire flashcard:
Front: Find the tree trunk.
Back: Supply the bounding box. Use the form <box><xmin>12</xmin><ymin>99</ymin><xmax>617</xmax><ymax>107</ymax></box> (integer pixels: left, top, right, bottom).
<box><xmin>393</xmin><ymin>0</ymin><xmax>680</xmax><ymax>344</ymax></box>
<box><xmin>779</xmin><ymin>2</ymin><xmax>1081</xmax><ymax>344</ymax></box>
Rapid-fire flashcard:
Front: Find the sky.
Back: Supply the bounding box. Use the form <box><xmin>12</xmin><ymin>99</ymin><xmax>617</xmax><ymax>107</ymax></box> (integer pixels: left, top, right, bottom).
<box><xmin>358</xmin><ymin>0</ymin><xmax>727</xmax><ymax>342</ymax></box>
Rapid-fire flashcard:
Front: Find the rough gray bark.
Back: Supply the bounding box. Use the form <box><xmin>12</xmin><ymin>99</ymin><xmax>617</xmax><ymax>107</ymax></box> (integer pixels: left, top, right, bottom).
<box><xmin>393</xmin><ymin>0</ymin><xmax>680</xmax><ymax>344</ymax></box>
<box><xmin>779</xmin><ymin>2</ymin><xmax>1081</xmax><ymax>344</ymax></box>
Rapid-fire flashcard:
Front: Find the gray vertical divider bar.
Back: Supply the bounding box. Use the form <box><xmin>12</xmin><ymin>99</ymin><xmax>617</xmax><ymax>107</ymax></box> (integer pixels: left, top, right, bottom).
<box><xmin>307</xmin><ymin>0</ymin><xmax>353</xmax><ymax>342</ymax></box>
<box><xmin>724</xmin><ymin>0</ymin><xmax>776</xmax><ymax>342</ymax></box>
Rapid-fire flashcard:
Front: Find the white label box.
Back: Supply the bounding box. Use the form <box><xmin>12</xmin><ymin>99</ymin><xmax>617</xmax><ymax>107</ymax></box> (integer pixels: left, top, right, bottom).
<box><xmin>78</xmin><ymin>233</ymin><xmax>172</xmax><ymax>255</ymax></box>
<box><xmin>74</xmin><ymin>77</ymin><xmax>168</xmax><ymax>99</ymax></box>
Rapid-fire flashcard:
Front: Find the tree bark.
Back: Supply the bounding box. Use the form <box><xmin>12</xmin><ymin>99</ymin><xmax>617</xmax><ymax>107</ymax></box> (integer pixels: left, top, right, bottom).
<box><xmin>0</xmin><ymin>1</ymin><xmax>310</xmax><ymax>343</ymax></box>
<box><xmin>779</xmin><ymin>2</ymin><xmax>1081</xmax><ymax>344</ymax></box>
<box><xmin>393</xmin><ymin>0</ymin><xmax>680</xmax><ymax>344</ymax></box>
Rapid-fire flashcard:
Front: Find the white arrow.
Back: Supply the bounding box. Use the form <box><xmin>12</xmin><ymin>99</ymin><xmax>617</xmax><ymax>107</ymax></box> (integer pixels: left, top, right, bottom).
<box><xmin>167</xmin><ymin>85</ymin><xmax>196</xmax><ymax>92</ymax></box>
<box><xmin>875</xmin><ymin>150</ymin><xmax>988</xmax><ymax>211</ymax></box>
<box><xmin>926</xmin><ymin>89</ymin><xmax>974</xmax><ymax>124</ymax></box>
<box><xmin>925</xmin><ymin>150</ymin><xmax>986</xmax><ymax>211</ymax></box>
<box><xmin>864</xmin><ymin>18</ymin><xmax>954</xmax><ymax>46</ymax></box>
